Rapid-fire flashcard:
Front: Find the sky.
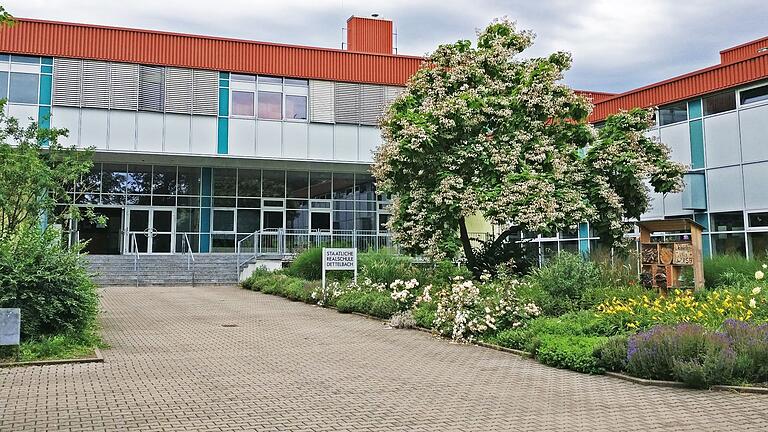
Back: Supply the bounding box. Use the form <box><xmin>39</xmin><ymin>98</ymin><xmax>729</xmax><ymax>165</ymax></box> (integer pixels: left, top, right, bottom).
<box><xmin>4</xmin><ymin>0</ymin><xmax>768</xmax><ymax>93</ymax></box>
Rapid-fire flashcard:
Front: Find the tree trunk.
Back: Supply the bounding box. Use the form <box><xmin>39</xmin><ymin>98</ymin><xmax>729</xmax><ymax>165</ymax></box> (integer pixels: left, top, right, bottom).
<box><xmin>458</xmin><ymin>217</ymin><xmax>480</xmax><ymax>278</ymax></box>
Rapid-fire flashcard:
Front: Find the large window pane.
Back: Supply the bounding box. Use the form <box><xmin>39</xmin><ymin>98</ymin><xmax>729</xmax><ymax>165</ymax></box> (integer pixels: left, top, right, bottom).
<box><xmin>749</xmin><ymin>232</ymin><xmax>768</xmax><ymax>259</ymax></box>
<box><xmin>177</xmin><ymin>167</ymin><xmax>201</xmax><ymax>195</ymax></box>
<box><xmin>10</xmin><ymin>55</ymin><xmax>39</xmax><ymax>64</ymax></box>
<box><xmin>152</xmin><ymin>166</ymin><xmax>177</xmax><ymax>195</ymax></box>
<box><xmin>659</xmin><ymin>101</ymin><xmax>687</xmax><ymax>126</ymax></box>
<box><xmin>101</xmin><ymin>164</ymin><xmax>127</xmax><ymax>195</ymax></box>
<box><xmin>286</xmin><ymin>171</ymin><xmax>309</xmax><ymax>198</ymax></box>
<box><xmin>258</xmin><ymin>91</ymin><xmax>282</xmax><ymax>120</ymax></box>
<box><xmin>711</xmin><ymin>212</ymin><xmax>744</xmax><ymax>232</ymax></box>
<box><xmin>211</xmin><ymin>234</ymin><xmax>235</xmax><ymax>253</ymax></box>
<box><xmin>355</xmin><ymin>174</ymin><xmax>375</xmax><ymax>201</ymax></box>
<box><xmin>749</xmin><ymin>212</ymin><xmax>768</xmax><ymax>228</ymax></box>
<box><xmin>310</xmin><ymin>172</ymin><xmax>332</xmax><ymax>199</ymax></box>
<box><xmin>213</xmin><ymin>209</ymin><xmax>235</xmax><ymax>232</ymax></box>
<box><xmin>262</xmin><ymin>170</ymin><xmax>285</xmax><ymax>198</ymax></box>
<box><xmin>176</xmin><ymin>208</ymin><xmax>200</xmax><ymax>232</ymax></box>
<box><xmin>237</xmin><ymin>169</ymin><xmax>261</xmax><ymax>197</ymax></box>
<box><xmin>356</xmin><ymin>212</ymin><xmax>376</xmax><ymax>231</ymax></box>
<box><xmin>126</xmin><ymin>165</ymin><xmax>152</xmax><ymax>195</ymax></box>
<box><xmin>713</xmin><ymin>233</ymin><xmax>746</xmax><ymax>256</ymax></box>
<box><xmin>213</xmin><ymin>168</ymin><xmax>237</xmax><ymax>197</ymax></box>
<box><xmin>285</xmin><ymin>95</ymin><xmax>307</xmax><ymax>120</ymax></box>
<box><xmin>236</xmin><ymin>209</ymin><xmax>260</xmax><ymax>233</ymax></box>
<box><xmin>9</xmin><ymin>72</ymin><xmax>38</xmax><ymax>104</ymax></box>
<box><xmin>231</xmin><ymin>91</ymin><xmax>254</xmax><ymax>116</ymax></box>
<box><xmin>287</xmin><ymin>210</ymin><xmax>309</xmax><ymax>229</ymax></box>
<box><xmin>740</xmin><ymin>85</ymin><xmax>768</xmax><ymax>105</ymax></box>
<box><xmin>333</xmin><ymin>211</ymin><xmax>354</xmax><ymax>230</ymax></box>
<box><xmin>333</xmin><ymin>173</ymin><xmax>355</xmax><ymax>200</ymax></box>
<box><xmin>703</xmin><ymin>92</ymin><xmax>736</xmax><ymax>116</ymax></box>
<box><xmin>0</xmin><ymin>71</ymin><xmax>8</xmax><ymax>99</ymax></box>
<box><xmin>258</xmin><ymin>76</ymin><xmax>282</xmax><ymax>84</ymax></box>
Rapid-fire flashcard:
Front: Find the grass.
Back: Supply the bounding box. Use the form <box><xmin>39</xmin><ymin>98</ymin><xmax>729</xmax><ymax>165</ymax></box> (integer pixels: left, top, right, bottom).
<box><xmin>0</xmin><ymin>327</ymin><xmax>104</xmax><ymax>363</ymax></box>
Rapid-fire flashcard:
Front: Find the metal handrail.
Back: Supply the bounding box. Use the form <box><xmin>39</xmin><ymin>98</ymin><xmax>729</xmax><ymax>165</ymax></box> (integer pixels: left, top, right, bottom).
<box><xmin>236</xmin><ymin>230</ymin><xmax>260</xmax><ymax>280</ymax></box>
<box><xmin>130</xmin><ymin>232</ymin><xmax>140</xmax><ymax>287</ymax></box>
<box><xmin>182</xmin><ymin>233</ymin><xmax>196</xmax><ymax>286</ymax></box>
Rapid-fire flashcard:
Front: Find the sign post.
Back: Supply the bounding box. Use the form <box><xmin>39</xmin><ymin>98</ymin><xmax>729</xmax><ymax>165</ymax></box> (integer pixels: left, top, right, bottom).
<box><xmin>322</xmin><ymin>248</ymin><xmax>357</xmax><ymax>290</ymax></box>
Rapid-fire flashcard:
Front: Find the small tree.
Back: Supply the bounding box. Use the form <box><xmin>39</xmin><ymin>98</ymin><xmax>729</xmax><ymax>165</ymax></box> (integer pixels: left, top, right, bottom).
<box><xmin>373</xmin><ymin>19</ymin><xmax>685</xmax><ymax>276</ymax></box>
<box><xmin>0</xmin><ymin>102</ymin><xmax>101</xmax><ymax>240</ymax></box>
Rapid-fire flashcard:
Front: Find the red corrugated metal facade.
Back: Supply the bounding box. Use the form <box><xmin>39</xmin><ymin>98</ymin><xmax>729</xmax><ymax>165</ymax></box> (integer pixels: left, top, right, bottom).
<box><xmin>0</xmin><ymin>17</ymin><xmax>766</xmax><ymax>122</ymax></box>
<box><xmin>0</xmin><ymin>18</ymin><xmax>422</xmax><ymax>86</ymax></box>
<box><xmin>346</xmin><ymin>16</ymin><xmax>393</xmax><ymax>55</ymax></box>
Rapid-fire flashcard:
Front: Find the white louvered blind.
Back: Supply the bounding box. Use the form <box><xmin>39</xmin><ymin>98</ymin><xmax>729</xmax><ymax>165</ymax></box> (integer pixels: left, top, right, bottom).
<box><xmin>52</xmin><ymin>58</ymin><xmax>83</xmax><ymax>107</ymax></box>
<box><xmin>334</xmin><ymin>82</ymin><xmax>360</xmax><ymax>124</ymax></box>
<box><xmin>309</xmin><ymin>80</ymin><xmax>334</xmax><ymax>123</ymax></box>
<box><xmin>109</xmin><ymin>62</ymin><xmax>138</xmax><ymax>110</ymax></box>
<box><xmin>360</xmin><ymin>84</ymin><xmax>384</xmax><ymax>126</ymax></box>
<box><xmin>384</xmin><ymin>86</ymin><xmax>405</xmax><ymax>106</ymax></box>
<box><xmin>81</xmin><ymin>61</ymin><xmax>110</xmax><ymax>109</ymax></box>
<box><xmin>192</xmin><ymin>69</ymin><xmax>218</xmax><ymax>116</ymax></box>
<box><xmin>139</xmin><ymin>65</ymin><xmax>164</xmax><ymax>112</ymax></box>
<box><xmin>164</xmin><ymin>67</ymin><xmax>193</xmax><ymax>114</ymax></box>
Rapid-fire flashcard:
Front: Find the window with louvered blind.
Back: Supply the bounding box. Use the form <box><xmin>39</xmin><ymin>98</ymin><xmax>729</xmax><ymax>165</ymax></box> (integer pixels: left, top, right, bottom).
<box><xmin>192</xmin><ymin>69</ymin><xmax>218</xmax><ymax>116</ymax></box>
<box><xmin>309</xmin><ymin>80</ymin><xmax>334</xmax><ymax>123</ymax></box>
<box><xmin>334</xmin><ymin>82</ymin><xmax>360</xmax><ymax>124</ymax></box>
<box><xmin>360</xmin><ymin>84</ymin><xmax>384</xmax><ymax>126</ymax></box>
<box><xmin>52</xmin><ymin>58</ymin><xmax>82</xmax><ymax>107</ymax></box>
<box><xmin>165</xmin><ymin>67</ymin><xmax>193</xmax><ymax>114</ymax></box>
<box><xmin>109</xmin><ymin>62</ymin><xmax>138</xmax><ymax>110</ymax></box>
<box><xmin>384</xmin><ymin>86</ymin><xmax>404</xmax><ymax>106</ymax></box>
<box><xmin>81</xmin><ymin>60</ymin><xmax>110</xmax><ymax>109</ymax></box>
<box><xmin>139</xmin><ymin>65</ymin><xmax>164</xmax><ymax>112</ymax></box>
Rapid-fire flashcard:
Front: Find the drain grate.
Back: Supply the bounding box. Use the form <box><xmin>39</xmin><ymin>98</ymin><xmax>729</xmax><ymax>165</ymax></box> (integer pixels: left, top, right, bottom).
<box><xmin>221</xmin><ymin>324</ymin><xmax>238</xmax><ymax>328</ymax></box>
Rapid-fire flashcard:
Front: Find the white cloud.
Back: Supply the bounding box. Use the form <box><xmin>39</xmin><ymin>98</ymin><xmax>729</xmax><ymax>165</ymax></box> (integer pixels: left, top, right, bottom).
<box><xmin>3</xmin><ymin>0</ymin><xmax>767</xmax><ymax>92</ymax></box>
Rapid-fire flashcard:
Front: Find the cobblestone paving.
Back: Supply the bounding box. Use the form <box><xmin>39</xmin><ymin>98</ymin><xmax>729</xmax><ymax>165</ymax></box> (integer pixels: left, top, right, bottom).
<box><xmin>2</xmin><ymin>284</ymin><xmax>768</xmax><ymax>431</ymax></box>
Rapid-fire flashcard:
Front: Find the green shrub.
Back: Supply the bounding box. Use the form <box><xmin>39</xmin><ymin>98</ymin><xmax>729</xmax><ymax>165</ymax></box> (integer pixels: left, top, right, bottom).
<box><xmin>358</xmin><ymin>250</ymin><xmax>419</xmax><ymax>285</ymax></box>
<box><xmin>0</xmin><ymin>227</ymin><xmax>98</xmax><ymax>341</ymax></box>
<box><xmin>525</xmin><ymin>310</ymin><xmax>622</xmax><ymax>338</ymax></box>
<box><xmin>580</xmin><ymin>284</ymin><xmax>649</xmax><ymax>310</ymax></box>
<box><xmin>412</xmin><ymin>301</ymin><xmax>436</xmax><ymax>329</ymax></box>
<box><xmin>241</xmin><ymin>272</ymin><xmax>319</xmax><ymax>304</ymax></box>
<box><xmin>420</xmin><ymin>260</ymin><xmax>472</xmax><ymax>288</ymax></box>
<box><xmin>594</xmin><ymin>335</ymin><xmax>629</xmax><ymax>372</ymax></box>
<box><xmin>525</xmin><ymin>252</ymin><xmax>602</xmax><ymax>316</ymax></box>
<box><xmin>534</xmin><ymin>334</ymin><xmax>607</xmax><ymax>374</ymax></box>
<box><xmin>285</xmin><ymin>247</ymin><xmax>324</xmax><ymax>280</ymax></box>
<box><xmin>335</xmin><ymin>291</ymin><xmax>398</xmax><ymax>319</ymax></box>
<box><xmin>491</xmin><ymin>328</ymin><xmax>533</xmax><ymax>351</ymax></box>
<box><xmin>704</xmin><ymin>254</ymin><xmax>763</xmax><ymax>288</ymax></box>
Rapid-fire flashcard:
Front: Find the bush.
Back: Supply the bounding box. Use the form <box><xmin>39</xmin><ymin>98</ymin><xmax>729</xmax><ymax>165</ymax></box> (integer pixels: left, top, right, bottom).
<box><xmin>580</xmin><ymin>284</ymin><xmax>648</xmax><ymax>310</ymax></box>
<box><xmin>524</xmin><ymin>310</ymin><xmax>622</xmax><ymax>338</ymax></box>
<box><xmin>491</xmin><ymin>328</ymin><xmax>533</xmax><ymax>351</ymax></box>
<box><xmin>594</xmin><ymin>335</ymin><xmax>628</xmax><ymax>372</ymax></box>
<box><xmin>285</xmin><ymin>247</ymin><xmax>323</xmax><ymax>280</ymax></box>
<box><xmin>358</xmin><ymin>250</ymin><xmax>419</xmax><ymax>285</ymax></box>
<box><xmin>525</xmin><ymin>252</ymin><xmax>603</xmax><ymax>316</ymax></box>
<box><xmin>241</xmin><ymin>271</ymin><xmax>319</xmax><ymax>304</ymax></box>
<box><xmin>722</xmin><ymin>319</ymin><xmax>768</xmax><ymax>384</ymax></box>
<box><xmin>534</xmin><ymin>334</ymin><xmax>607</xmax><ymax>374</ymax></box>
<box><xmin>704</xmin><ymin>254</ymin><xmax>763</xmax><ymax>288</ymax></box>
<box><xmin>0</xmin><ymin>227</ymin><xmax>98</xmax><ymax>341</ymax></box>
<box><xmin>626</xmin><ymin>324</ymin><xmax>737</xmax><ymax>387</ymax></box>
<box><xmin>412</xmin><ymin>301</ymin><xmax>437</xmax><ymax>329</ymax></box>
<box><xmin>335</xmin><ymin>290</ymin><xmax>398</xmax><ymax>319</ymax></box>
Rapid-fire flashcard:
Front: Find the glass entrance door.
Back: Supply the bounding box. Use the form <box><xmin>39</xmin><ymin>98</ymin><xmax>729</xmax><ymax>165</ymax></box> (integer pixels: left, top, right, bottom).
<box><xmin>126</xmin><ymin>208</ymin><xmax>175</xmax><ymax>254</ymax></box>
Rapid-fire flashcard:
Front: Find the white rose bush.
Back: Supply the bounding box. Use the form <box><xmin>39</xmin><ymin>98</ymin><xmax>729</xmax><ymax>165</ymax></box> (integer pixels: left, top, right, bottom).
<box><xmin>373</xmin><ymin>18</ymin><xmax>685</xmax><ymax>277</ymax></box>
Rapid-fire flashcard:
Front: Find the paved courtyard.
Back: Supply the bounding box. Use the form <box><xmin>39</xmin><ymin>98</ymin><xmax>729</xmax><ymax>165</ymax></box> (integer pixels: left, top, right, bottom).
<box><xmin>2</xmin><ymin>285</ymin><xmax>768</xmax><ymax>431</ymax></box>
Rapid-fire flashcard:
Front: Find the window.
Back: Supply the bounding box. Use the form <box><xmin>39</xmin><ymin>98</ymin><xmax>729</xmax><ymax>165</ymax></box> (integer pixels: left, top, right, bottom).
<box><xmin>310</xmin><ymin>172</ymin><xmax>332</xmax><ymax>199</ymax></box>
<box><xmin>284</xmin><ymin>78</ymin><xmax>308</xmax><ymax>86</ymax></box>
<box><xmin>213</xmin><ymin>168</ymin><xmax>237</xmax><ymax>197</ymax></box>
<box><xmin>213</xmin><ymin>209</ymin><xmax>235</xmax><ymax>232</ymax></box>
<box><xmin>177</xmin><ymin>167</ymin><xmax>201</xmax><ymax>196</ymax></box>
<box><xmin>285</xmin><ymin>95</ymin><xmax>307</xmax><ymax>120</ymax></box>
<box><xmin>10</xmin><ymin>55</ymin><xmax>39</xmax><ymax>64</ymax></box>
<box><xmin>286</xmin><ymin>171</ymin><xmax>309</xmax><ymax>198</ymax></box>
<box><xmin>152</xmin><ymin>166</ymin><xmax>177</xmax><ymax>195</ymax></box>
<box><xmin>740</xmin><ymin>84</ymin><xmax>768</xmax><ymax>105</ymax></box>
<box><xmin>258</xmin><ymin>76</ymin><xmax>282</xmax><ymax>85</ymax></box>
<box><xmin>237</xmin><ymin>209</ymin><xmax>260</xmax><ymax>233</ymax></box>
<box><xmin>659</xmin><ymin>102</ymin><xmax>687</xmax><ymax>126</ymax></box>
<box><xmin>176</xmin><ymin>208</ymin><xmax>200</xmax><ymax>232</ymax></box>
<box><xmin>703</xmin><ymin>92</ymin><xmax>736</xmax><ymax>116</ymax></box>
<box><xmin>237</xmin><ymin>169</ymin><xmax>261</xmax><ymax>197</ymax></box>
<box><xmin>8</xmin><ymin>72</ymin><xmax>38</xmax><ymax>104</ymax></box>
<box><xmin>262</xmin><ymin>170</ymin><xmax>285</xmax><ymax>198</ymax></box>
<box><xmin>0</xmin><ymin>71</ymin><xmax>7</xmax><ymax>99</ymax></box>
<box><xmin>713</xmin><ymin>232</ymin><xmax>746</xmax><ymax>256</ymax></box>
<box><xmin>139</xmin><ymin>65</ymin><xmax>164</xmax><ymax>112</ymax></box>
<box><xmin>749</xmin><ymin>232</ymin><xmax>768</xmax><ymax>259</ymax></box>
<box><xmin>231</xmin><ymin>91</ymin><xmax>254</xmax><ymax>116</ymax></box>
<box><xmin>230</xmin><ymin>73</ymin><xmax>255</xmax><ymax>82</ymax></box>
<box><xmin>258</xmin><ymin>91</ymin><xmax>282</xmax><ymax>119</ymax></box>
<box><xmin>749</xmin><ymin>212</ymin><xmax>768</xmax><ymax>228</ymax></box>
<box><xmin>710</xmin><ymin>211</ymin><xmax>745</xmax><ymax>232</ymax></box>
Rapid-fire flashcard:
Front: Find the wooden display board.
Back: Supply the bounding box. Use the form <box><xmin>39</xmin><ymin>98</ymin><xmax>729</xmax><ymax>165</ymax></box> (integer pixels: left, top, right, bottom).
<box><xmin>637</xmin><ymin>219</ymin><xmax>705</xmax><ymax>291</ymax></box>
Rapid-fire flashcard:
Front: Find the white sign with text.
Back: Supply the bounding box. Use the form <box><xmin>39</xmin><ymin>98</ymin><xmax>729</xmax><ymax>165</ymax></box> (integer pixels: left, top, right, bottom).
<box><xmin>322</xmin><ymin>248</ymin><xmax>357</xmax><ymax>288</ymax></box>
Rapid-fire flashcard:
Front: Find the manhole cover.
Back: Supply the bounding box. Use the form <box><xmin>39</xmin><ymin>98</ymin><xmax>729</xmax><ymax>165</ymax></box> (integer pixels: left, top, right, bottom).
<box><xmin>221</xmin><ymin>324</ymin><xmax>238</xmax><ymax>328</ymax></box>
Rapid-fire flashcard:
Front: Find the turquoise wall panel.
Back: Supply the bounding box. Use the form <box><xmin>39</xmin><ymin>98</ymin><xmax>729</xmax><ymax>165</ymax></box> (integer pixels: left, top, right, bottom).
<box><xmin>579</xmin><ymin>239</ymin><xmax>589</xmax><ymax>254</ymax></box>
<box><xmin>217</xmin><ymin>118</ymin><xmax>229</xmax><ymax>154</ymax></box>
<box><xmin>689</xmin><ymin>119</ymin><xmax>705</xmax><ymax>169</ymax></box>
<box><xmin>688</xmin><ymin>99</ymin><xmax>702</xmax><ymax>119</ymax></box>
<box><xmin>39</xmin><ymin>74</ymin><xmax>52</xmax><ymax>105</ymax></box>
<box><xmin>578</xmin><ymin>223</ymin><xmax>589</xmax><ymax>238</ymax></box>
<box><xmin>218</xmin><ymin>88</ymin><xmax>229</xmax><ymax>116</ymax></box>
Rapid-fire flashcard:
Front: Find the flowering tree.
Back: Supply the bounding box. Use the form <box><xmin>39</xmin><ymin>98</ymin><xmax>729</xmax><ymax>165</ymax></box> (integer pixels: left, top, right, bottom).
<box><xmin>373</xmin><ymin>19</ymin><xmax>685</xmax><ymax>274</ymax></box>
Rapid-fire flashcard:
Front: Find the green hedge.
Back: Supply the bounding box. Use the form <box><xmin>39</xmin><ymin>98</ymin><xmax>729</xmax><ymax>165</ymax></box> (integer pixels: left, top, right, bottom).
<box><xmin>242</xmin><ymin>271</ymin><xmax>320</xmax><ymax>304</ymax></box>
<box><xmin>335</xmin><ymin>291</ymin><xmax>398</xmax><ymax>319</ymax></box>
<box><xmin>533</xmin><ymin>334</ymin><xmax>607</xmax><ymax>374</ymax></box>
